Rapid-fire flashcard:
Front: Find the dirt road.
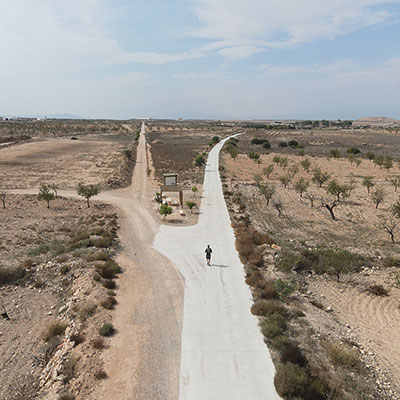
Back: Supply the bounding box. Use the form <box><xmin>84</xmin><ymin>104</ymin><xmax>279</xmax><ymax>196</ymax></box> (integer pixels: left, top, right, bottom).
<box><xmin>154</xmin><ymin>136</ymin><xmax>281</xmax><ymax>400</ymax></box>
<box><xmin>89</xmin><ymin>123</ymin><xmax>184</xmax><ymax>399</ymax></box>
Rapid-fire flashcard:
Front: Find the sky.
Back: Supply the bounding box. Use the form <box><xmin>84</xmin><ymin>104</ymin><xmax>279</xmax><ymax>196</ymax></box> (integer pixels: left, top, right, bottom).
<box><xmin>0</xmin><ymin>0</ymin><xmax>400</xmax><ymax>120</ymax></box>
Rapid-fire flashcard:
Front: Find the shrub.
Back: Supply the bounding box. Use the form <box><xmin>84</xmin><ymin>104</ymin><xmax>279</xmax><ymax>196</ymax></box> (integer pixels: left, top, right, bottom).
<box><xmin>94</xmin><ymin>250</ymin><xmax>109</xmax><ymax>261</ymax></box>
<box><xmin>329</xmin><ymin>148</ymin><xmax>340</xmax><ymax>158</ymax></box>
<box><xmin>245</xmin><ymin>270</ymin><xmax>264</xmax><ymax>288</ymax></box>
<box><xmin>274</xmin><ymin>277</ymin><xmax>297</xmax><ymax>302</ymax></box>
<box><xmin>365</xmin><ymin>284</ymin><xmax>389</xmax><ymax>296</ymax></box>
<box><xmin>94</xmin><ymin>370</ymin><xmax>108</xmax><ymax>380</ymax></box>
<box><xmin>194</xmin><ymin>154</ymin><xmax>206</xmax><ymax>167</ymax></box>
<box><xmin>63</xmin><ymin>355</ymin><xmax>78</xmax><ymax>382</ymax></box>
<box><xmin>59</xmin><ymin>265</ymin><xmax>69</xmax><ymax>275</ymax></box>
<box><xmin>324</xmin><ymin>341</ymin><xmax>360</xmax><ymax>369</ymax></box>
<box><xmin>92</xmin><ymin>337</ymin><xmax>105</xmax><ymax>349</ymax></box>
<box><xmin>29</xmin><ymin>243</ymin><xmax>50</xmax><ymax>256</ymax></box>
<box><xmin>93</xmin><ymin>272</ymin><xmax>101</xmax><ymax>282</ymax></box>
<box><xmin>99</xmin><ymin>322</ymin><xmax>115</xmax><ymax>337</ymax></box>
<box><xmin>251</xmin><ymin>300</ymin><xmax>286</xmax><ymax>317</ymax></box>
<box><xmin>42</xmin><ymin>320</ymin><xmax>67</xmax><ymax>342</ymax></box>
<box><xmin>279</xmin><ymin>141</ymin><xmax>288</xmax><ymax>148</ymax></box>
<box><xmin>101</xmin><ymin>296</ymin><xmax>117</xmax><ymax>310</ymax></box>
<box><xmin>0</xmin><ymin>266</ymin><xmax>26</xmax><ymax>285</ymax></box>
<box><xmin>70</xmin><ymin>332</ymin><xmax>84</xmax><ymax>346</ymax></box>
<box><xmin>274</xmin><ymin>362</ymin><xmax>308</xmax><ymax>397</ymax></box>
<box><xmin>347</xmin><ymin>147</ymin><xmax>361</xmax><ymax>154</ymax></box>
<box><xmin>103</xmin><ymin>279</ymin><xmax>116</xmax><ymax>289</ymax></box>
<box><xmin>288</xmin><ymin>140</ymin><xmax>300</xmax><ymax>148</ymax></box>
<box><xmin>271</xmin><ymin>335</ymin><xmax>293</xmax><ymax>351</ymax></box>
<box><xmin>261</xmin><ymin>312</ymin><xmax>287</xmax><ymax>339</ymax></box>
<box><xmin>93</xmin><ymin>237</ymin><xmax>112</xmax><ymax>248</ymax></box>
<box><xmin>258</xmin><ymin>280</ymin><xmax>279</xmax><ymax>299</ymax></box>
<box><xmin>96</xmin><ymin>264</ymin><xmax>115</xmax><ymax>279</ymax></box>
<box><xmin>58</xmin><ymin>391</ymin><xmax>75</xmax><ymax>400</ymax></box>
<box><xmin>106</xmin><ymin>289</ymin><xmax>116</xmax><ymax>296</ymax></box>
<box><xmin>78</xmin><ymin>302</ymin><xmax>97</xmax><ymax>319</ymax></box>
<box><xmin>281</xmin><ymin>343</ymin><xmax>308</xmax><ymax>367</ymax></box>
<box><xmin>262</xmin><ymin>141</ymin><xmax>271</xmax><ymax>149</ymax></box>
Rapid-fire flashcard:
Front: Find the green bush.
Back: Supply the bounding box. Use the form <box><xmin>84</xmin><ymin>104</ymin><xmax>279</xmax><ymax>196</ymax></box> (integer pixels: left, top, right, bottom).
<box><xmin>347</xmin><ymin>147</ymin><xmax>361</xmax><ymax>154</ymax></box>
<box><xmin>279</xmin><ymin>141</ymin><xmax>288</xmax><ymax>148</ymax></box>
<box><xmin>94</xmin><ymin>250</ymin><xmax>109</xmax><ymax>261</ymax></box>
<box><xmin>59</xmin><ymin>265</ymin><xmax>70</xmax><ymax>275</ymax></box>
<box><xmin>99</xmin><ymin>322</ymin><xmax>115</xmax><ymax>337</ymax></box>
<box><xmin>261</xmin><ymin>312</ymin><xmax>287</xmax><ymax>339</ymax></box>
<box><xmin>288</xmin><ymin>140</ymin><xmax>300</xmax><ymax>148</ymax></box>
<box><xmin>274</xmin><ymin>362</ymin><xmax>308</xmax><ymax>398</ymax></box>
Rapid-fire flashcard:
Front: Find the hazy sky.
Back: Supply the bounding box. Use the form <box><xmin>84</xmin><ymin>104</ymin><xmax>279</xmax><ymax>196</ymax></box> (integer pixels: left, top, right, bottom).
<box><xmin>1</xmin><ymin>0</ymin><xmax>400</xmax><ymax>120</ymax></box>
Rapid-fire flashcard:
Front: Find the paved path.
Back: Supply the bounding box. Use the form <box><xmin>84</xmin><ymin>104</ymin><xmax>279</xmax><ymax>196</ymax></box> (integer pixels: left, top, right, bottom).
<box><xmin>154</xmin><ymin>136</ymin><xmax>281</xmax><ymax>400</ymax></box>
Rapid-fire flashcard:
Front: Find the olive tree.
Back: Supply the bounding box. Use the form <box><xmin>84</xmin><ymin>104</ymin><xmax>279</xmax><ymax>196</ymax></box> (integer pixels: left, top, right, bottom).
<box><xmin>38</xmin><ymin>183</ymin><xmax>55</xmax><ymax>208</ymax></box>
<box><xmin>371</xmin><ymin>188</ymin><xmax>385</xmax><ymax>209</ymax></box>
<box><xmin>77</xmin><ymin>183</ymin><xmax>100</xmax><ymax>208</ymax></box>
<box><xmin>312</xmin><ymin>168</ymin><xmax>330</xmax><ymax>188</ymax></box>
<box><xmin>294</xmin><ymin>178</ymin><xmax>310</xmax><ymax>198</ymax></box>
<box><xmin>259</xmin><ymin>184</ymin><xmax>275</xmax><ymax>206</ymax></box>
<box><xmin>263</xmin><ymin>164</ymin><xmax>274</xmax><ymax>178</ymax></box>
<box><xmin>362</xmin><ymin>176</ymin><xmax>374</xmax><ymax>193</ymax></box>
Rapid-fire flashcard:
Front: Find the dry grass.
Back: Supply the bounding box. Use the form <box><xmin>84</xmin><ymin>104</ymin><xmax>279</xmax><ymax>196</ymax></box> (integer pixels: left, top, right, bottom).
<box><xmin>42</xmin><ymin>320</ymin><xmax>67</xmax><ymax>342</ymax></box>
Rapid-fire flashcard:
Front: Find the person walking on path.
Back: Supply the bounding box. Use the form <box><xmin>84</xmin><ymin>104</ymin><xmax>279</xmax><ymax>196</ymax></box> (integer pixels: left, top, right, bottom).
<box><xmin>205</xmin><ymin>245</ymin><xmax>212</xmax><ymax>266</ymax></box>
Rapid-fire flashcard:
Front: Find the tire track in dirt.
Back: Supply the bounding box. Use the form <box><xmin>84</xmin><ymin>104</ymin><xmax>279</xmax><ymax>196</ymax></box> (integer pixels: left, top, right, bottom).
<box><xmin>309</xmin><ymin>277</ymin><xmax>400</xmax><ymax>392</ymax></box>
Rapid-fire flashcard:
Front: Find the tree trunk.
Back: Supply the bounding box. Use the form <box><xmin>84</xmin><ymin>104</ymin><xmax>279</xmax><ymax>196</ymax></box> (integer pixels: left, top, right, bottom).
<box><xmin>87</xmin><ymin>198</ymin><xmax>90</xmax><ymax>208</ymax></box>
<box><xmin>47</xmin><ymin>200</ymin><xmax>50</xmax><ymax>209</ymax></box>
<box><xmin>390</xmin><ymin>232</ymin><xmax>395</xmax><ymax>243</ymax></box>
<box><xmin>325</xmin><ymin>204</ymin><xmax>336</xmax><ymax>220</ymax></box>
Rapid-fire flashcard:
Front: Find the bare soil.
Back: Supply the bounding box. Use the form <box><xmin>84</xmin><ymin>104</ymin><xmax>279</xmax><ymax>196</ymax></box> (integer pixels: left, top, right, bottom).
<box><xmin>0</xmin><ymin>133</ymin><xmax>137</xmax><ymax>189</ymax></box>
<box><xmin>0</xmin><ymin>194</ymin><xmax>120</xmax><ymax>400</ymax></box>
<box><xmin>221</xmin><ymin>128</ymin><xmax>400</xmax><ymax>398</ymax></box>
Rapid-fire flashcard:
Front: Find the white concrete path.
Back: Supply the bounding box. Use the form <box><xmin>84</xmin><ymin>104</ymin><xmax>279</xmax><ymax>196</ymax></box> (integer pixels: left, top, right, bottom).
<box><xmin>153</xmin><ymin>136</ymin><xmax>281</xmax><ymax>400</ymax></box>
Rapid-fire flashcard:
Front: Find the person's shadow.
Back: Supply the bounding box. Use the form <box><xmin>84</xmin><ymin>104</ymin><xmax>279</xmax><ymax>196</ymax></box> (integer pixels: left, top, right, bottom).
<box><xmin>210</xmin><ymin>264</ymin><xmax>229</xmax><ymax>268</ymax></box>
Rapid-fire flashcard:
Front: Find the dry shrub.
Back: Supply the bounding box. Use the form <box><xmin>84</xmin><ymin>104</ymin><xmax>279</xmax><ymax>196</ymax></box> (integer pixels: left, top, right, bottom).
<box><xmin>58</xmin><ymin>390</ymin><xmax>75</xmax><ymax>400</ymax></box>
<box><xmin>100</xmin><ymin>296</ymin><xmax>117</xmax><ymax>310</ymax></box>
<box><xmin>92</xmin><ymin>337</ymin><xmax>105</xmax><ymax>350</ymax></box>
<box><xmin>106</xmin><ymin>289</ymin><xmax>116</xmax><ymax>296</ymax></box>
<box><xmin>258</xmin><ymin>280</ymin><xmax>279</xmax><ymax>299</ymax></box>
<box><xmin>324</xmin><ymin>341</ymin><xmax>360</xmax><ymax>369</ymax></box>
<box><xmin>63</xmin><ymin>355</ymin><xmax>78</xmax><ymax>382</ymax></box>
<box><xmin>280</xmin><ymin>343</ymin><xmax>308</xmax><ymax>367</ymax></box>
<box><xmin>0</xmin><ymin>265</ymin><xmax>26</xmax><ymax>285</ymax></box>
<box><xmin>103</xmin><ymin>279</ymin><xmax>116</xmax><ymax>289</ymax></box>
<box><xmin>94</xmin><ymin>370</ymin><xmax>108</xmax><ymax>380</ymax></box>
<box><xmin>93</xmin><ymin>272</ymin><xmax>101</xmax><ymax>281</ymax></box>
<box><xmin>271</xmin><ymin>335</ymin><xmax>293</xmax><ymax>351</ymax></box>
<box><xmin>96</xmin><ymin>264</ymin><xmax>115</xmax><ymax>279</ymax></box>
<box><xmin>42</xmin><ymin>320</ymin><xmax>67</xmax><ymax>342</ymax></box>
<box><xmin>22</xmin><ymin>258</ymin><xmax>35</xmax><ymax>268</ymax></box>
<box><xmin>245</xmin><ymin>270</ymin><xmax>264</xmax><ymax>288</ymax></box>
<box><xmin>94</xmin><ymin>250</ymin><xmax>109</xmax><ymax>261</ymax></box>
<box><xmin>365</xmin><ymin>284</ymin><xmax>389</xmax><ymax>296</ymax></box>
<box><xmin>274</xmin><ymin>362</ymin><xmax>308</xmax><ymax>398</ymax></box>
<box><xmin>251</xmin><ymin>300</ymin><xmax>286</xmax><ymax>317</ymax></box>
<box><xmin>70</xmin><ymin>332</ymin><xmax>84</xmax><ymax>346</ymax></box>
<box><xmin>78</xmin><ymin>301</ymin><xmax>97</xmax><ymax>320</ymax></box>
<box><xmin>247</xmin><ymin>249</ymin><xmax>264</xmax><ymax>267</ymax></box>
<box><xmin>253</xmin><ymin>231</ymin><xmax>274</xmax><ymax>246</ymax></box>
<box><xmin>261</xmin><ymin>313</ymin><xmax>287</xmax><ymax>339</ymax></box>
